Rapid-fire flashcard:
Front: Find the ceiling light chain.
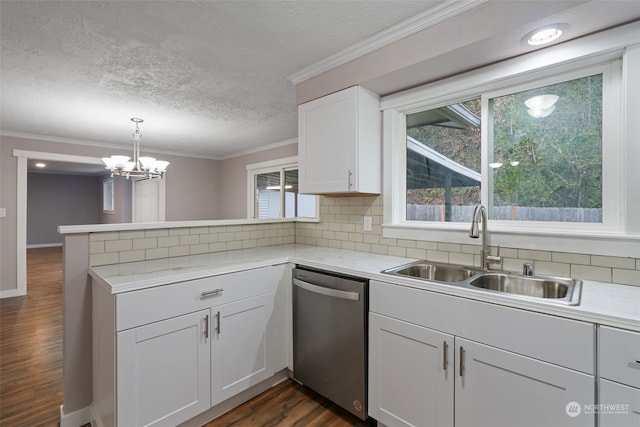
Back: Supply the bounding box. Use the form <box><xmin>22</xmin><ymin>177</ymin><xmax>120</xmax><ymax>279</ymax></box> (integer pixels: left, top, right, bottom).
<box><xmin>102</xmin><ymin>118</ymin><xmax>169</xmax><ymax>179</ymax></box>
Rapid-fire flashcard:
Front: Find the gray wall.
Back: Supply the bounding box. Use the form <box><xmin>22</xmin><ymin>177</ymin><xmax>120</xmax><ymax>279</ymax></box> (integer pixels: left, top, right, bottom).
<box><xmin>165</xmin><ymin>154</ymin><xmax>221</xmax><ymax>221</ymax></box>
<box><xmin>216</xmin><ymin>142</ymin><xmax>298</xmax><ymax>219</ymax></box>
<box><xmin>27</xmin><ymin>173</ymin><xmax>101</xmax><ymax>246</ymax></box>
<box><xmin>0</xmin><ymin>135</ymin><xmax>221</xmax><ymax>293</ymax></box>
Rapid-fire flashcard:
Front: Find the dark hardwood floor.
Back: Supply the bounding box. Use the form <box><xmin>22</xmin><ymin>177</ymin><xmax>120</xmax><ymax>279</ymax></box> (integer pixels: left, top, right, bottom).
<box><xmin>0</xmin><ymin>247</ymin><xmax>64</xmax><ymax>427</ymax></box>
<box><xmin>205</xmin><ymin>379</ymin><xmax>374</xmax><ymax>427</ymax></box>
<box><xmin>1</xmin><ymin>247</ymin><xmax>372</xmax><ymax>427</ymax></box>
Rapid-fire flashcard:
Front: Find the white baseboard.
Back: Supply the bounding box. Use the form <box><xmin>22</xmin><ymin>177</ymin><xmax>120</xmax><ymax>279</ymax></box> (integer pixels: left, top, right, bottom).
<box><xmin>0</xmin><ymin>288</ymin><xmax>26</xmax><ymax>299</ymax></box>
<box><xmin>60</xmin><ymin>404</ymin><xmax>93</xmax><ymax>427</ymax></box>
<box><xmin>27</xmin><ymin>242</ymin><xmax>63</xmax><ymax>249</ymax></box>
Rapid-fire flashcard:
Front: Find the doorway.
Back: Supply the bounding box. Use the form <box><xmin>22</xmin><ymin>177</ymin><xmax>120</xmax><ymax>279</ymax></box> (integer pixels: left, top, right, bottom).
<box><xmin>11</xmin><ymin>150</ymin><xmax>105</xmax><ymax>297</ymax></box>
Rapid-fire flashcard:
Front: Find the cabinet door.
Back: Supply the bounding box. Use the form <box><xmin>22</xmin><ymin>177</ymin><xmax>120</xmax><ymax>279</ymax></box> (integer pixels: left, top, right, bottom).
<box><xmin>455</xmin><ymin>338</ymin><xmax>594</xmax><ymax>427</ymax></box>
<box><xmin>117</xmin><ymin>310</ymin><xmax>211</xmax><ymax>427</ymax></box>
<box><xmin>211</xmin><ymin>293</ymin><xmax>274</xmax><ymax>405</ymax></box>
<box><xmin>600</xmin><ymin>379</ymin><xmax>640</xmax><ymax>427</ymax></box>
<box><xmin>299</xmin><ymin>87</ymin><xmax>357</xmax><ymax>193</ymax></box>
<box><xmin>368</xmin><ymin>313</ymin><xmax>454</xmax><ymax>427</ymax></box>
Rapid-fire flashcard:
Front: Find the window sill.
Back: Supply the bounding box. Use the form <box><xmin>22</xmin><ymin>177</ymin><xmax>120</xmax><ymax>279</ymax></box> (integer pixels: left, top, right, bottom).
<box><xmin>382</xmin><ymin>223</ymin><xmax>640</xmax><ymax>258</ymax></box>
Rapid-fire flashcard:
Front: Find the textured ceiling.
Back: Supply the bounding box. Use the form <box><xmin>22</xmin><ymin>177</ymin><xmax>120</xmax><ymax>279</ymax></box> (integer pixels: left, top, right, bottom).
<box><xmin>2</xmin><ymin>1</ymin><xmax>639</xmax><ymax>160</ymax></box>
<box><xmin>0</xmin><ymin>0</ymin><xmax>439</xmax><ymax>158</ymax></box>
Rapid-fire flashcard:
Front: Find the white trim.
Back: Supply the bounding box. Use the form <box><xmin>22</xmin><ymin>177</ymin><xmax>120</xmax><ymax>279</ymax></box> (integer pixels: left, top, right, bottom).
<box><xmin>4</xmin><ymin>131</ymin><xmax>297</xmax><ymax>162</ymax></box>
<box><xmin>623</xmin><ymin>43</ymin><xmax>640</xmax><ymax>234</ymax></box>
<box><xmin>60</xmin><ymin>404</ymin><xmax>93</xmax><ymax>427</ymax></box>
<box><xmin>12</xmin><ymin>150</ymin><xmax>105</xmax><ymax>296</ymax></box>
<box><xmin>13</xmin><ymin>149</ymin><xmax>104</xmax><ymax>165</ymax></box>
<box><xmin>245</xmin><ymin>156</ymin><xmax>299</xmax><ymax>171</ymax></box>
<box><xmin>4</xmin><ymin>131</ymin><xmax>221</xmax><ymax>160</ymax></box>
<box><xmin>16</xmin><ymin>157</ymin><xmax>27</xmax><ymax>297</ymax></box>
<box><xmin>26</xmin><ymin>243</ymin><xmax>63</xmax><ymax>249</ymax></box>
<box><xmin>0</xmin><ymin>288</ymin><xmax>26</xmax><ymax>299</ymax></box>
<box><xmin>286</xmin><ymin>0</ymin><xmax>489</xmax><ymax>84</ymax></box>
<box><xmin>219</xmin><ymin>138</ymin><xmax>298</xmax><ymax>160</ymax></box>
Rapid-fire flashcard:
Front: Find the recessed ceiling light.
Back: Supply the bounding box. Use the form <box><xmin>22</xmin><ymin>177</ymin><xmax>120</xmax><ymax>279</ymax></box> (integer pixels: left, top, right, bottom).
<box><xmin>35</xmin><ymin>162</ymin><xmax>46</xmax><ymax>168</ymax></box>
<box><xmin>523</xmin><ymin>24</ymin><xmax>568</xmax><ymax>46</ymax></box>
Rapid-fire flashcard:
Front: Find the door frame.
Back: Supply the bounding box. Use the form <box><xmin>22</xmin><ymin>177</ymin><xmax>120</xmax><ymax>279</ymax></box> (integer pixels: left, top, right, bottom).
<box><xmin>11</xmin><ymin>149</ymin><xmax>104</xmax><ymax>297</ymax></box>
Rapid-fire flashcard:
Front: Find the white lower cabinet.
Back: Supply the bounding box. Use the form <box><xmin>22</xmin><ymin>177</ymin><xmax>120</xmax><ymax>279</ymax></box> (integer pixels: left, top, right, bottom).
<box><xmin>369</xmin><ymin>313</ymin><xmax>454</xmax><ymax>427</ymax></box>
<box><xmin>211</xmin><ymin>293</ymin><xmax>274</xmax><ymax>405</ymax></box>
<box><xmin>92</xmin><ymin>266</ymin><xmax>287</xmax><ymax>427</ymax></box>
<box><xmin>599</xmin><ymin>379</ymin><xmax>640</xmax><ymax>426</ymax></box>
<box><xmin>455</xmin><ymin>338</ymin><xmax>594</xmax><ymax>427</ymax></box>
<box><xmin>117</xmin><ymin>310</ymin><xmax>211</xmax><ymax>427</ymax></box>
<box><xmin>368</xmin><ymin>280</ymin><xmax>596</xmax><ymax>427</ymax></box>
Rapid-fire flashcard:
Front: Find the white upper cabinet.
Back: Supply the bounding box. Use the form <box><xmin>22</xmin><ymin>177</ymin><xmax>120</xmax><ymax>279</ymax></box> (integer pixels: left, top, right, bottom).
<box><xmin>298</xmin><ymin>86</ymin><xmax>381</xmax><ymax>194</ymax></box>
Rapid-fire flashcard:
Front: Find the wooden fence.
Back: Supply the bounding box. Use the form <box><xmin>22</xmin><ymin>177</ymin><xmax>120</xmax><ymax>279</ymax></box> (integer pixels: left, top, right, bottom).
<box><xmin>406</xmin><ymin>205</ymin><xmax>603</xmax><ymax>223</ymax></box>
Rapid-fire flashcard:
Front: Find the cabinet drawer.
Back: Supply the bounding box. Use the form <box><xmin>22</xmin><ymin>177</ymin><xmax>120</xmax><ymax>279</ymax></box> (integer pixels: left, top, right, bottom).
<box><xmin>117</xmin><ymin>267</ymin><xmax>273</xmax><ymax>331</ymax></box>
<box><xmin>600</xmin><ymin>326</ymin><xmax>640</xmax><ymax>388</ymax></box>
<box><xmin>370</xmin><ymin>280</ymin><xmax>595</xmax><ymax>374</ymax></box>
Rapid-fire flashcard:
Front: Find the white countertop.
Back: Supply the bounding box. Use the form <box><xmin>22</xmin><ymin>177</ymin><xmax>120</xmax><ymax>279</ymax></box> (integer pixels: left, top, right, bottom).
<box><xmin>89</xmin><ymin>244</ymin><xmax>640</xmax><ymax>332</ymax></box>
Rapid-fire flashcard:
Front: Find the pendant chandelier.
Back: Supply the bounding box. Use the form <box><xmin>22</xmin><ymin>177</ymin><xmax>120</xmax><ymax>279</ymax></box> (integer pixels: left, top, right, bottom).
<box><xmin>102</xmin><ymin>118</ymin><xmax>169</xmax><ymax>179</ymax></box>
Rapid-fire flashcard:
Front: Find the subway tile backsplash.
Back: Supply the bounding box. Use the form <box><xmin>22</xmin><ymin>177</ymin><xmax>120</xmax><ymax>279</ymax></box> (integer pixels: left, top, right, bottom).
<box><xmin>88</xmin><ymin>195</ymin><xmax>639</xmax><ymax>287</ymax></box>
<box><xmin>89</xmin><ymin>223</ymin><xmax>295</xmax><ymax>267</ymax></box>
<box><xmin>296</xmin><ymin>195</ymin><xmax>640</xmax><ymax>287</ymax></box>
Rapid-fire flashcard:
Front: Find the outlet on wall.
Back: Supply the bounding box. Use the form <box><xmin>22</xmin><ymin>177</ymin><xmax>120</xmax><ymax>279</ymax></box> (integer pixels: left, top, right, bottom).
<box><xmin>363</xmin><ymin>216</ymin><xmax>372</xmax><ymax>232</ymax></box>
<box><xmin>0</xmin><ymin>208</ymin><xmax>6</xmax><ymax>218</ymax></box>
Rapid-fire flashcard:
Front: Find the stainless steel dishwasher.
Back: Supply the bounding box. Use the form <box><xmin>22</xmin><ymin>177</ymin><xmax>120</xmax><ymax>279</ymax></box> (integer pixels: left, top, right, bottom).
<box><xmin>292</xmin><ymin>266</ymin><xmax>368</xmax><ymax>420</ymax></box>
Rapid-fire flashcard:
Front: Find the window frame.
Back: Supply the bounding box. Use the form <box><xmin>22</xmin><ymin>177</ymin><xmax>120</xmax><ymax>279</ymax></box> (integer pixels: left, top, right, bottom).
<box><xmin>381</xmin><ymin>37</ymin><xmax>640</xmax><ymax>258</ymax></box>
<box><xmin>246</xmin><ymin>156</ymin><xmax>319</xmax><ymax>220</ymax></box>
<box><xmin>479</xmin><ymin>61</ymin><xmax>621</xmax><ymax>233</ymax></box>
<box><xmin>102</xmin><ymin>177</ymin><xmax>115</xmax><ymax>213</ymax></box>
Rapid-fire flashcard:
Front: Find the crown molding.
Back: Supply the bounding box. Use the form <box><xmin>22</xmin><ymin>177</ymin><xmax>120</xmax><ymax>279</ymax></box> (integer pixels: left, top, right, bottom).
<box><xmin>218</xmin><ymin>137</ymin><xmax>298</xmax><ymax>160</ymax></box>
<box><xmin>0</xmin><ymin>130</ymin><xmax>220</xmax><ymax>160</ymax></box>
<box><xmin>286</xmin><ymin>0</ymin><xmax>489</xmax><ymax>85</ymax></box>
<box><xmin>1</xmin><ymin>130</ymin><xmax>298</xmax><ymax>161</ymax></box>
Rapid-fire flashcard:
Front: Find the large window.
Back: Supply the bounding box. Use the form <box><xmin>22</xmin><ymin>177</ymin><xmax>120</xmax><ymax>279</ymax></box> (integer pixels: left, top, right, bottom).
<box><xmin>380</xmin><ymin>42</ymin><xmax>640</xmax><ymax>257</ymax></box>
<box><xmin>486</xmin><ymin>73</ymin><xmax>604</xmax><ymax>223</ymax></box>
<box><xmin>405</xmin><ymin>72</ymin><xmax>606</xmax><ymax>225</ymax></box>
<box><xmin>247</xmin><ymin>157</ymin><xmax>317</xmax><ymax>219</ymax></box>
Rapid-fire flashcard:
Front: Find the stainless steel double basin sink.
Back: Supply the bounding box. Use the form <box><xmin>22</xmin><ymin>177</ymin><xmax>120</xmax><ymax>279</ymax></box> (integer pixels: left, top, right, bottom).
<box><xmin>382</xmin><ymin>261</ymin><xmax>582</xmax><ymax>306</ymax></box>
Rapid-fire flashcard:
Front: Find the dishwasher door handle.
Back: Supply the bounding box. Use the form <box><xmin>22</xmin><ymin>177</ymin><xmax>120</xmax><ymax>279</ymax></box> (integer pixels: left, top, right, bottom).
<box><xmin>293</xmin><ymin>278</ymin><xmax>360</xmax><ymax>301</ymax></box>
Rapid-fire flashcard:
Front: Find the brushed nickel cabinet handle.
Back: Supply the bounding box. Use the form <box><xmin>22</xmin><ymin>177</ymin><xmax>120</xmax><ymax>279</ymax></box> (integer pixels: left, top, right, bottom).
<box><xmin>347</xmin><ymin>169</ymin><xmax>353</xmax><ymax>189</ymax></box>
<box><xmin>459</xmin><ymin>346</ymin><xmax>465</xmax><ymax>377</ymax></box>
<box><xmin>201</xmin><ymin>288</ymin><xmax>223</xmax><ymax>298</ymax></box>
<box><xmin>204</xmin><ymin>314</ymin><xmax>209</xmax><ymax>340</ymax></box>
<box><xmin>443</xmin><ymin>341</ymin><xmax>448</xmax><ymax>371</ymax></box>
<box><xmin>216</xmin><ymin>311</ymin><xmax>221</xmax><ymax>335</ymax></box>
